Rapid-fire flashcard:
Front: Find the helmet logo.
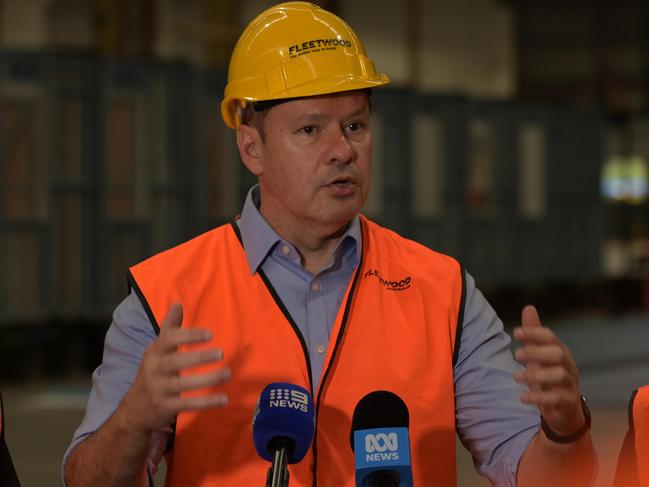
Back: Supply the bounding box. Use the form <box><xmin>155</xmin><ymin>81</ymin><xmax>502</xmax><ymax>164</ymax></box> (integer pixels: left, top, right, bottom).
<box><xmin>289</xmin><ymin>38</ymin><xmax>353</xmax><ymax>59</ymax></box>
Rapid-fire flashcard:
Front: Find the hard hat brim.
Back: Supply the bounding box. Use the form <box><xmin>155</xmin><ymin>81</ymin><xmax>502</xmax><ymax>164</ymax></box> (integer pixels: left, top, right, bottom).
<box><xmin>221</xmin><ymin>73</ymin><xmax>390</xmax><ymax>129</ymax></box>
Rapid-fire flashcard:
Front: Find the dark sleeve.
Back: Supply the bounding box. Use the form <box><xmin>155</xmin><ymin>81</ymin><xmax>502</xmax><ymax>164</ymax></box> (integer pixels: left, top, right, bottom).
<box><xmin>0</xmin><ymin>392</ymin><xmax>21</xmax><ymax>487</ymax></box>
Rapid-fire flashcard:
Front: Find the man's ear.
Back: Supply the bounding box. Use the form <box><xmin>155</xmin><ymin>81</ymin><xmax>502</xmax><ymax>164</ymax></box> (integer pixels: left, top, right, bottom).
<box><xmin>236</xmin><ymin>124</ymin><xmax>264</xmax><ymax>176</ymax></box>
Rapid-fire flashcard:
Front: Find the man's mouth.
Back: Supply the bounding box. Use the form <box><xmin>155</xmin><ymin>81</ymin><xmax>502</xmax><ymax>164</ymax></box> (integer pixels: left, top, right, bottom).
<box><xmin>329</xmin><ymin>176</ymin><xmax>356</xmax><ymax>187</ymax></box>
<box><xmin>326</xmin><ymin>176</ymin><xmax>358</xmax><ymax>196</ymax></box>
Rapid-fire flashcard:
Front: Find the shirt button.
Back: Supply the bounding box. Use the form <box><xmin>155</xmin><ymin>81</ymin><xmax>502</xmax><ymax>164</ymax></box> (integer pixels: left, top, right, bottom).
<box><xmin>281</xmin><ymin>245</ymin><xmax>290</xmax><ymax>255</ymax></box>
<box><xmin>316</xmin><ymin>344</ymin><xmax>325</xmax><ymax>354</ymax></box>
<box><xmin>311</xmin><ymin>281</ymin><xmax>321</xmax><ymax>293</ymax></box>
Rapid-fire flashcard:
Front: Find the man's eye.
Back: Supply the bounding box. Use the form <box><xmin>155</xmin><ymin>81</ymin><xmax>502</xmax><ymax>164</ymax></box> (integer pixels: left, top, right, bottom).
<box><xmin>347</xmin><ymin>122</ymin><xmax>365</xmax><ymax>132</ymax></box>
<box><xmin>299</xmin><ymin>125</ymin><xmax>316</xmax><ymax>135</ymax></box>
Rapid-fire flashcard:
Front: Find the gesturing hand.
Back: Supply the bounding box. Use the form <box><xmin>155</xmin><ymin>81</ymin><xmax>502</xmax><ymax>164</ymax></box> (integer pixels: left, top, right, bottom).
<box><xmin>513</xmin><ymin>305</ymin><xmax>585</xmax><ymax>436</ymax></box>
<box><xmin>122</xmin><ymin>303</ymin><xmax>230</xmax><ymax>433</ymax></box>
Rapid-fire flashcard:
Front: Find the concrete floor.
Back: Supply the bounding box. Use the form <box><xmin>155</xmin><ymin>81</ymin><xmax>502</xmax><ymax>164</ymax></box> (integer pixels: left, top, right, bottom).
<box><xmin>2</xmin><ymin>311</ymin><xmax>648</xmax><ymax>487</ymax></box>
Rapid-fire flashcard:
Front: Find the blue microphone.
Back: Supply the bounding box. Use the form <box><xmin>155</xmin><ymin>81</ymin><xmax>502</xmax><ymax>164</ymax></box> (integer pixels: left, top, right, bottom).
<box><xmin>252</xmin><ymin>382</ymin><xmax>315</xmax><ymax>487</ymax></box>
<box><xmin>350</xmin><ymin>391</ymin><xmax>413</xmax><ymax>487</ymax></box>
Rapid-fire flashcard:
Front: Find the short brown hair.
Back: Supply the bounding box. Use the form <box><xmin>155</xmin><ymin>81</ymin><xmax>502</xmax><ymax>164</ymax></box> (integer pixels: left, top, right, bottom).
<box><xmin>239</xmin><ymin>102</ymin><xmax>269</xmax><ymax>140</ymax></box>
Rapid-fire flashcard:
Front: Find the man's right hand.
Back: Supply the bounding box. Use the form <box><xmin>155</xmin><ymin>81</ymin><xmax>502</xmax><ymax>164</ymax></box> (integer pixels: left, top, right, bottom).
<box><xmin>121</xmin><ymin>303</ymin><xmax>230</xmax><ymax>433</ymax></box>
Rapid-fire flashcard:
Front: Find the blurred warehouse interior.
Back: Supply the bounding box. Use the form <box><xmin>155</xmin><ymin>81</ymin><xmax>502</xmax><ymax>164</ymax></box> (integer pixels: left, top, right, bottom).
<box><xmin>0</xmin><ymin>0</ymin><xmax>648</xmax><ymax>375</ymax></box>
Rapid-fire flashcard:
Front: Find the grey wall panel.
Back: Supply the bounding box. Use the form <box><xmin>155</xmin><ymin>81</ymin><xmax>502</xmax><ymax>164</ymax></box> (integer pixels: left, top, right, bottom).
<box><xmin>0</xmin><ymin>53</ymin><xmax>608</xmax><ymax>324</ymax></box>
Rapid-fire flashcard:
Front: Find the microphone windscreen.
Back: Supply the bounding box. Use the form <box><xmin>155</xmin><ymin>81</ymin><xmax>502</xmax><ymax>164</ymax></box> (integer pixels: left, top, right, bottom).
<box><xmin>350</xmin><ymin>390</ymin><xmax>409</xmax><ymax>451</ymax></box>
<box><xmin>252</xmin><ymin>382</ymin><xmax>315</xmax><ymax>463</ymax></box>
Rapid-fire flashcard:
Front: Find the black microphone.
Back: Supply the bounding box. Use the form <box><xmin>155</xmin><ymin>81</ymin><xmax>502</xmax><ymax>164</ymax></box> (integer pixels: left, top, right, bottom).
<box><xmin>350</xmin><ymin>391</ymin><xmax>413</xmax><ymax>487</ymax></box>
<box><xmin>252</xmin><ymin>382</ymin><xmax>315</xmax><ymax>487</ymax></box>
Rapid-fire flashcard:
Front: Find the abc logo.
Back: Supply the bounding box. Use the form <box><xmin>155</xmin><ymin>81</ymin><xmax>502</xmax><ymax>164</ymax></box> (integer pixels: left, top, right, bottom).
<box><xmin>365</xmin><ymin>432</ymin><xmax>398</xmax><ymax>453</ymax></box>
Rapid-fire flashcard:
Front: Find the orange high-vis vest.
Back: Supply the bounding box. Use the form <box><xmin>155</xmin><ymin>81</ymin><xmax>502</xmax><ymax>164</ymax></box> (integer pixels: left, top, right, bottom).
<box><xmin>615</xmin><ymin>386</ymin><xmax>649</xmax><ymax>487</ymax></box>
<box><xmin>637</xmin><ymin>386</ymin><xmax>649</xmax><ymax>485</ymax></box>
<box><xmin>129</xmin><ymin>216</ymin><xmax>465</xmax><ymax>487</ymax></box>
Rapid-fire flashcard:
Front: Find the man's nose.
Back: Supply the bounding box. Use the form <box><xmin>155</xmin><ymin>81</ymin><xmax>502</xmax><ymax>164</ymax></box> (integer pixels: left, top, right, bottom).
<box><xmin>326</xmin><ymin>127</ymin><xmax>355</xmax><ymax>164</ymax></box>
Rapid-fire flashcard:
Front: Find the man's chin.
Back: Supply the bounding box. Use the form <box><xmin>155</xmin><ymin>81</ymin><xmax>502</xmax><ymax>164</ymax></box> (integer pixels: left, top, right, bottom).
<box><xmin>319</xmin><ymin>207</ymin><xmax>362</xmax><ymax>229</ymax></box>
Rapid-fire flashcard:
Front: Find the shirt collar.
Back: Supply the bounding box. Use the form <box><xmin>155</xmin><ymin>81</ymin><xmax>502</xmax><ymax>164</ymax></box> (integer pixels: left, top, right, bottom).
<box><xmin>237</xmin><ymin>185</ymin><xmax>362</xmax><ymax>274</ymax></box>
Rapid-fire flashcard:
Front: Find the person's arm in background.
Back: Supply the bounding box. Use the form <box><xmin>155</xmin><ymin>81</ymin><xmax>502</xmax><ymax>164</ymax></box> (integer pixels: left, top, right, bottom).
<box><xmin>63</xmin><ymin>301</ymin><xmax>230</xmax><ymax>487</ymax></box>
<box><xmin>515</xmin><ymin>305</ymin><xmax>594</xmax><ymax>487</ymax></box>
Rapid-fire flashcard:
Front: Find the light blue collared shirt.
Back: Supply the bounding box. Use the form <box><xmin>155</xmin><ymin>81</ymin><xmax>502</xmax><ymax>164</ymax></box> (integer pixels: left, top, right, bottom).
<box><xmin>238</xmin><ymin>186</ymin><xmax>361</xmax><ymax>390</ymax></box>
<box><xmin>64</xmin><ymin>185</ymin><xmax>544</xmax><ymax>486</ymax></box>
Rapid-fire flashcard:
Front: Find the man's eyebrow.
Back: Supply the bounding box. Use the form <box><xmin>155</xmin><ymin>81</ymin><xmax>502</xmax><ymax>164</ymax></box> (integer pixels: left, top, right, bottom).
<box><xmin>297</xmin><ymin>112</ymin><xmax>327</xmax><ymax>124</ymax></box>
<box><xmin>345</xmin><ymin>105</ymin><xmax>370</xmax><ymax>119</ymax></box>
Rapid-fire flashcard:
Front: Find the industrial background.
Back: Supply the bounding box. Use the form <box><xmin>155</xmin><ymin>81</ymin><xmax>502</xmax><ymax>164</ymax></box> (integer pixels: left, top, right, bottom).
<box><xmin>0</xmin><ymin>0</ymin><xmax>648</xmax><ymax>486</ymax></box>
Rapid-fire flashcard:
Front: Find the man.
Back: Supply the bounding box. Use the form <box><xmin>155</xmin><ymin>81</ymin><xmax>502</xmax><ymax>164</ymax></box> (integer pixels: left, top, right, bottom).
<box><xmin>63</xmin><ymin>2</ymin><xmax>595</xmax><ymax>486</ymax></box>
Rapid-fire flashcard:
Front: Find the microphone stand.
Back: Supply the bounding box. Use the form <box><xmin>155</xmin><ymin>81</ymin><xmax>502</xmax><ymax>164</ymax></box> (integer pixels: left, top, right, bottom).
<box><xmin>265</xmin><ymin>437</ymin><xmax>291</xmax><ymax>487</ymax></box>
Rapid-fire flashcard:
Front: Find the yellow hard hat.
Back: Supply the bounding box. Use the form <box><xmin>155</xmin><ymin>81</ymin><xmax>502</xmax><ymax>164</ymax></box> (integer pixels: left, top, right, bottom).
<box><xmin>221</xmin><ymin>1</ymin><xmax>390</xmax><ymax>128</ymax></box>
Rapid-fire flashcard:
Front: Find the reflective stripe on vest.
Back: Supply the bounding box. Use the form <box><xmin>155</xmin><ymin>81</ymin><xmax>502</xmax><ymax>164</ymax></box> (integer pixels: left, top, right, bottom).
<box><xmin>129</xmin><ymin>216</ymin><xmax>463</xmax><ymax>487</ymax></box>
